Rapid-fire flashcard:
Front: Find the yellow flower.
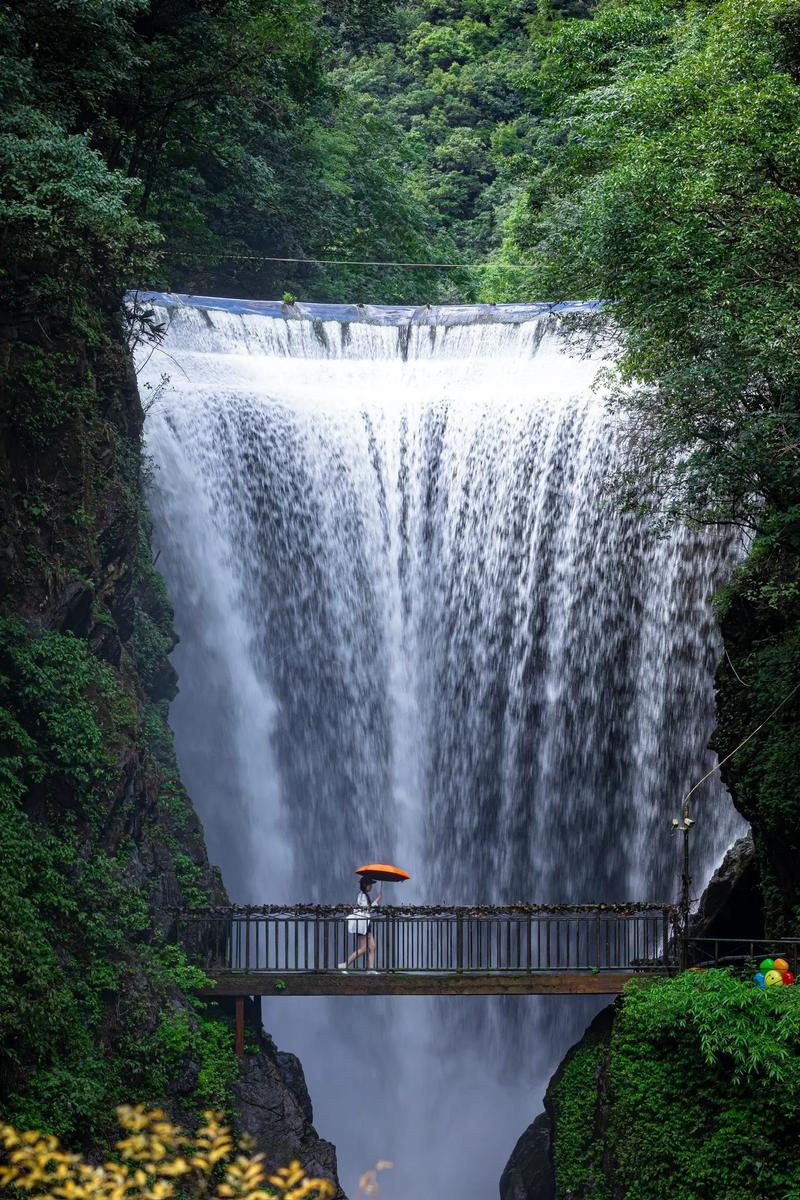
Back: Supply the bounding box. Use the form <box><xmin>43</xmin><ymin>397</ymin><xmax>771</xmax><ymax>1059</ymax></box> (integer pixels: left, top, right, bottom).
<box><xmin>0</xmin><ymin>1111</ymin><xmax>336</xmax><ymax>1200</ymax></box>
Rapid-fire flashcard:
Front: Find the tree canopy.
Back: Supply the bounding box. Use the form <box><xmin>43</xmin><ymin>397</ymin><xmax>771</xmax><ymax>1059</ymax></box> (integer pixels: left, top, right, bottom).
<box><xmin>494</xmin><ymin>0</ymin><xmax>800</xmax><ymax>527</ymax></box>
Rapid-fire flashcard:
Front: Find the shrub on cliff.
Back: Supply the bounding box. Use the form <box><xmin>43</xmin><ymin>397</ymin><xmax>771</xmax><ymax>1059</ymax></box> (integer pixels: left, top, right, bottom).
<box><xmin>0</xmin><ymin>618</ymin><xmax>231</xmax><ymax>1141</ymax></box>
<box><xmin>609</xmin><ymin>972</ymin><xmax>800</xmax><ymax>1197</ymax></box>
<box><xmin>552</xmin><ymin>972</ymin><xmax>800</xmax><ymax>1198</ymax></box>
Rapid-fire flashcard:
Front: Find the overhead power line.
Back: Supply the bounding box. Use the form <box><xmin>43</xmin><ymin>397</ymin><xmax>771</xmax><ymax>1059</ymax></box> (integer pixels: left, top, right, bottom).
<box><xmin>682</xmin><ymin>678</ymin><xmax>800</xmax><ymax>811</ymax></box>
<box><xmin>164</xmin><ymin>250</ymin><xmax>538</xmax><ymax>271</ymax></box>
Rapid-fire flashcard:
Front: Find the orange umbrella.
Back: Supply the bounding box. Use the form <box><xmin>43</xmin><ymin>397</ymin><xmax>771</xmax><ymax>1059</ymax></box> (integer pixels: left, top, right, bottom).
<box><xmin>354</xmin><ymin>863</ymin><xmax>410</xmax><ymax>883</ymax></box>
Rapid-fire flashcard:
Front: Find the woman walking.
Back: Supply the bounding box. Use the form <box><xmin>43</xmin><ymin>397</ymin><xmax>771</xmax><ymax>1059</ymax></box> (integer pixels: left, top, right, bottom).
<box><xmin>339</xmin><ymin>875</ymin><xmax>381</xmax><ymax>971</ymax></box>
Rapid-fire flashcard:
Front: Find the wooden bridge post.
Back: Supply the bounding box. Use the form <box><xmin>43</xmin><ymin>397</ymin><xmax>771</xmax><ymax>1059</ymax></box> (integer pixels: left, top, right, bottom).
<box><xmin>456</xmin><ymin>912</ymin><xmax>464</xmax><ymax>973</ymax></box>
<box><xmin>235</xmin><ymin>997</ymin><xmax>245</xmax><ymax>1057</ymax></box>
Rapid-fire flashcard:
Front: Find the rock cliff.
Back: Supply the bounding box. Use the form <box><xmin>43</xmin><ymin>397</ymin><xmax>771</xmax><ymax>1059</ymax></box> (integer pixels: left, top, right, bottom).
<box><xmin>0</xmin><ymin>303</ymin><xmax>343</xmax><ymax>1191</ymax></box>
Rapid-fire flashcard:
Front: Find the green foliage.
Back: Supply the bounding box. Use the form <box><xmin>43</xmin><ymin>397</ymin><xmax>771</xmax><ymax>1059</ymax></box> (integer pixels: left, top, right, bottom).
<box><xmin>0</xmin><ymin>618</ymin><xmax>133</xmax><ymax>810</ymax></box>
<box><xmin>0</xmin><ymin>616</ymin><xmax>228</xmax><ymax>1141</ymax></box>
<box><xmin>713</xmin><ymin>514</ymin><xmax>800</xmax><ymax>934</ymax></box>
<box><xmin>553</xmin><ymin>975</ymin><xmax>800</xmax><ymax>1199</ymax></box>
<box><xmin>133</xmin><ymin>610</ymin><xmax>173</xmax><ymax>691</ymax></box>
<box><xmin>551</xmin><ymin>1042</ymin><xmax>610</xmax><ymax>1199</ymax></box>
<box><xmin>621</xmin><ymin>971</ymin><xmax>800</xmax><ymax>1082</ymax></box>
<box><xmin>194</xmin><ymin>1019</ymin><xmax>240</xmax><ymax>1111</ymax></box>
<box><xmin>154</xmin><ymin>1011</ymin><xmax>238</xmax><ymax>1112</ymax></box>
<box><xmin>1</xmin><ymin>0</ymin><xmax>472</xmax><ymax>309</ymax></box>
<box><xmin>173</xmin><ymin>851</ymin><xmax>212</xmax><ymax>909</ymax></box>
<box><xmin>604</xmin><ymin>974</ymin><xmax>800</xmax><ymax>1199</ymax></box>
<box><xmin>332</xmin><ymin>0</ymin><xmax>591</xmax><ymax>286</ymax></box>
<box><xmin>489</xmin><ymin>0</ymin><xmax>800</xmax><ymax>949</ymax></box>
<box><xmin>497</xmin><ymin>0</ymin><xmax>800</xmax><ymax>527</ymax></box>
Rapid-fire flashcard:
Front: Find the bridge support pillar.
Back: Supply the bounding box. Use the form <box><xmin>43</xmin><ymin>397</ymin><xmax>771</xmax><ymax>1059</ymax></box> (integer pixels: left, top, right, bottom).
<box><xmin>235</xmin><ymin>997</ymin><xmax>245</xmax><ymax>1057</ymax></box>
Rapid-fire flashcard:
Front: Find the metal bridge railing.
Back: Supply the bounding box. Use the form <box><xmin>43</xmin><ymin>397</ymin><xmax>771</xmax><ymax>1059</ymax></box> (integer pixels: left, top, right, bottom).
<box><xmin>686</xmin><ymin>937</ymin><xmax>800</xmax><ymax>975</ymax></box>
<box><xmin>176</xmin><ymin>905</ymin><xmax>679</xmax><ymax>975</ymax></box>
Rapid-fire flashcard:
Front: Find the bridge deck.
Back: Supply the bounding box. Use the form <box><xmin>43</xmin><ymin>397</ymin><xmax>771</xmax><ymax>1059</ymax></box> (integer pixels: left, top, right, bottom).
<box><xmin>199</xmin><ymin>969</ymin><xmax>653</xmax><ymax>996</ymax></box>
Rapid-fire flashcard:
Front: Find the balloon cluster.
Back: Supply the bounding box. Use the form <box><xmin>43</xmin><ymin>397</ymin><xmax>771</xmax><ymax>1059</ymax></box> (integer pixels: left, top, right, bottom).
<box><xmin>753</xmin><ymin>957</ymin><xmax>795</xmax><ymax>989</ymax></box>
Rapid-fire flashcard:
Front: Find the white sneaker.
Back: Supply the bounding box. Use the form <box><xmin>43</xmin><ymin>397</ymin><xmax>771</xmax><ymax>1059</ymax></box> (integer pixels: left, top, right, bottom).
<box><xmin>337</xmin><ymin>962</ymin><xmax>348</xmax><ymax>971</ymax></box>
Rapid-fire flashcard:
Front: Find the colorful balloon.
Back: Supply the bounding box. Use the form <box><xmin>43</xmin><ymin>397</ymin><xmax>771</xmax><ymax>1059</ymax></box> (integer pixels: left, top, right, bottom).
<box><xmin>782</xmin><ymin>971</ymin><xmax>795</xmax><ymax>986</ymax></box>
<box><xmin>760</xmin><ymin>959</ymin><xmax>775</xmax><ymax>973</ymax></box>
<box><xmin>773</xmin><ymin>958</ymin><xmax>789</xmax><ymax>972</ymax></box>
<box><xmin>765</xmin><ymin>970</ymin><xmax>783</xmax><ymax>987</ymax></box>
<box><xmin>754</xmin><ymin>973</ymin><xmax>766</xmax><ymax>988</ymax></box>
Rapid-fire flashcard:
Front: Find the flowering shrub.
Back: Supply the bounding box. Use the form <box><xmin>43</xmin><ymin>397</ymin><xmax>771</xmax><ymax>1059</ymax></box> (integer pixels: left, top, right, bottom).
<box><xmin>0</xmin><ymin>1105</ymin><xmax>335</xmax><ymax>1200</ymax></box>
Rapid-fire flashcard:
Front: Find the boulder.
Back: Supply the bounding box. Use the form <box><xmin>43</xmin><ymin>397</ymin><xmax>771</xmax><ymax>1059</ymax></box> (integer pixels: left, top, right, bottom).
<box><xmin>235</xmin><ymin>1048</ymin><xmax>345</xmax><ymax>1199</ymax></box>
<box><xmin>691</xmin><ymin>833</ymin><xmax>763</xmax><ymax>940</ymax></box>
<box><xmin>499</xmin><ymin>1111</ymin><xmax>554</xmax><ymax>1200</ymax></box>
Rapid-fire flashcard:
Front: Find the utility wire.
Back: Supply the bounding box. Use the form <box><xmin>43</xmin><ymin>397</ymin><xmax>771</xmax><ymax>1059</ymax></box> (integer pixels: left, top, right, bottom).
<box><xmin>682</xmin><ymin>678</ymin><xmax>800</xmax><ymax>811</ymax></box>
<box><xmin>724</xmin><ymin>645</ymin><xmax>749</xmax><ymax>687</ymax></box>
<box><xmin>162</xmin><ymin>251</ymin><xmax>537</xmax><ymax>271</ymax></box>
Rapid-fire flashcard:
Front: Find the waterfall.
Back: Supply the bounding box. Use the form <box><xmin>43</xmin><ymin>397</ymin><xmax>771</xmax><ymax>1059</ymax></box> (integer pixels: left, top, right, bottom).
<box><xmin>138</xmin><ymin>299</ymin><xmax>743</xmax><ymax>1199</ymax></box>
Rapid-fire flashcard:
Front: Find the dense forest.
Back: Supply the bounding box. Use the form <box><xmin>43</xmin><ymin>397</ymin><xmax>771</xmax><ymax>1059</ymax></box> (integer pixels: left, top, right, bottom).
<box><xmin>2</xmin><ymin>0</ymin><xmax>799</xmax><ymax>1195</ymax></box>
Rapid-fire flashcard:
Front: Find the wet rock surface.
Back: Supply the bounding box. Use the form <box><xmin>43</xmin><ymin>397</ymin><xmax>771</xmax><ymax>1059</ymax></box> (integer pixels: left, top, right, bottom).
<box><xmin>690</xmin><ymin>833</ymin><xmax>763</xmax><ymax>941</ymax></box>
<box><xmin>236</xmin><ymin>1042</ymin><xmax>345</xmax><ymax>1199</ymax></box>
<box><xmin>499</xmin><ymin>1111</ymin><xmax>554</xmax><ymax>1200</ymax></box>
<box><xmin>499</xmin><ymin>1005</ymin><xmax>615</xmax><ymax>1200</ymax></box>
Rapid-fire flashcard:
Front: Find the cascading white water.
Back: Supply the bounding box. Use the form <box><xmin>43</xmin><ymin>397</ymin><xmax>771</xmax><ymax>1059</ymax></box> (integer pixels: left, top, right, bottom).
<box><xmin>139</xmin><ymin>301</ymin><xmax>744</xmax><ymax>1199</ymax></box>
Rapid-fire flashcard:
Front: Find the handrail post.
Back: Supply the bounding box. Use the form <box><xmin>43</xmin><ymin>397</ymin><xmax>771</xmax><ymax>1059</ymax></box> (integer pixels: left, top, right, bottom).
<box><xmin>456</xmin><ymin>911</ymin><xmax>464</xmax><ymax>974</ymax></box>
<box><xmin>662</xmin><ymin>907</ymin><xmax>670</xmax><ymax>969</ymax></box>
<box><xmin>680</xmin><ymin>916</ymin><xmax>689</xmax><ymax>972</ymax></box>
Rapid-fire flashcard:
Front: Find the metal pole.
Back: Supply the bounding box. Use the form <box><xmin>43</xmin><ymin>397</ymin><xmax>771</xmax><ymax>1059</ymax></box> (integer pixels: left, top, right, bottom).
<box><xmin>679</xmin><ymin>795</ymin><xmax>693</xmax><ymax>972</ymax></box>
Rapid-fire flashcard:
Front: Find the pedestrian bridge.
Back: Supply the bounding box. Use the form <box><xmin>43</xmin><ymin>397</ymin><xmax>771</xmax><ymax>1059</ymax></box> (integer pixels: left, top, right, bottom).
<box><xmin>175</xmin><ymin>904</ymin><xmax>800</xmax><ymax>1052</ymax></box>
<box><xmin>177</xmin><ymin>904</ymin><xmax>800</xmax><ymax>999</ymax></box>
<box><xmin>179</xmin><ymin>903</ymin><xmax>682</xmax><ymax>998</ymax></box>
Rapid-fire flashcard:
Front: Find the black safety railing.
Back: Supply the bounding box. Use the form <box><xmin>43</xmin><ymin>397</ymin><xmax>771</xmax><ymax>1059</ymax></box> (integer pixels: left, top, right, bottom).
<box><xmin>686</xmin><ymin>937</ymin><xmax>800</xmax><ymax>976</ymax></box>
<box><xmin>176</xmin><ymin>904</ymin><xmax>680</xmax><ymax>975</ymax></box>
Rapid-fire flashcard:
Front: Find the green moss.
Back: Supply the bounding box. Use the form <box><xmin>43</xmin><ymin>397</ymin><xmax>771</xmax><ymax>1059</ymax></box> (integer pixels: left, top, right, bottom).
<box><xmin>0</xmin><ymin>616</ymin><xmax>233</xmax><ymax>1141</ymax></box>
<box><xmin>133</xmin><ymin>609</ymin><xmax>173</xmax><ymax>690</ymax></box>
<box><xmin>551</xmin><ymin>1041</ymin><xmax>610</xmax><ymax>1200</ymax></box>
<box><xmin>173</xmin><ymin>851</ymin><xmax>212</xmax><ymax>909</ymax></box>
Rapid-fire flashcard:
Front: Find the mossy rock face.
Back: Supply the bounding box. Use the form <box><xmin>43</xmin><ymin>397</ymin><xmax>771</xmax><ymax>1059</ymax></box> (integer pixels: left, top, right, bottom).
<box><xmin>713</xmin><ymin>513</ymin><xmax>800</xmax><ymax>937</ymax></box>
<box><xmin>0</xmin><ymin>292</ymin><xmax>232</xmax><ymax>1142</ymax></box>
<box><xmin>548</xmin><ymin>1006</ymin><xmax>615</xmax><ymax>1200</ymax></box>
<box><xmin>544</xmin><ymin>973</ymin><xmax>800</xmax><ymax>1200</ymax></box>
